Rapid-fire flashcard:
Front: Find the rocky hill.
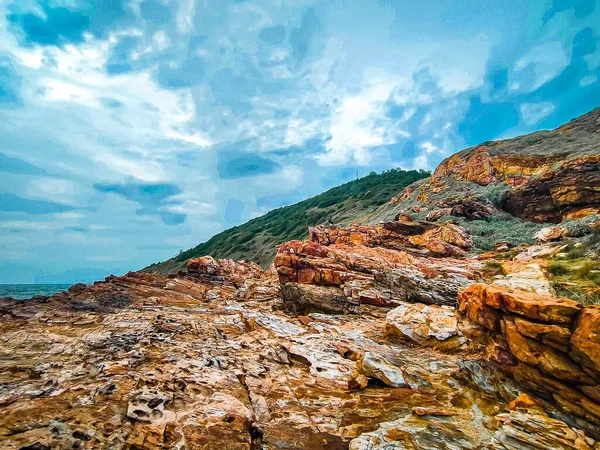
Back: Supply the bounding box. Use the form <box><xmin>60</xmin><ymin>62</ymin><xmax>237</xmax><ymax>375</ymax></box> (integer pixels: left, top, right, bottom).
<box><xmin>371</xmin><ymin>107</ymin><xmax>600</xmax><ymax>224</ymax></box>
<box><xmin>149</xmin><ymin>108</ymin><xmax>600</xmax><ymax>274</ymax></box>
<box><xmin>1</xmin><ymin>107</ymin><xmax>600</xmax><ymax>449</ymax></box>
<box><xmin>144</xmin><ymin>169</ymin><xmax>428</xmax><ymax>274</ymax></box>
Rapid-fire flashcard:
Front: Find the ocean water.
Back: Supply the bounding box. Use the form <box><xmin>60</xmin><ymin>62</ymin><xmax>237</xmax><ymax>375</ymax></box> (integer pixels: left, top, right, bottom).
<box><xmin>0</xmin><ymin>284</ymin><xmax>72</xmax><ymax>300</ymax></box>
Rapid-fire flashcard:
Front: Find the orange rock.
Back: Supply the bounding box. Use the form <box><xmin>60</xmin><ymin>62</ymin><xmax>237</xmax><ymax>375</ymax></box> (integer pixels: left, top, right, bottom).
<box><xmin>412</xmin><ymin>406</ymin><xmax>456</xmax><ymax>416</ymax></box>
<box><xmin>431</xmin><ymin>146</ymin><xmax>500</xmax><ymax>186</ymax></box>
<box><xmin>564</xmin><ymin>207</ymin><xmax>600</xmax><ymax>221</ymax></box>
<box><xmin>508</xmin><ymin>393</ymin><xmax>542</xmax><ymax>411</ymax></box>
<box><xmin>571</xmin><ymin>306</ymin><xmax>600</xmax><ymax>373</ymax></box>
<box><xmin>513</xmin><ymin>317</ymin><xmax>571</xmax><ymax>351</ymax></box>
<box><xmin>459</xmin><ymin>284</ymin><xmax>581</xmax><ymax>325</ymax></box>
<box><xmin>503</xmin><ymin>317</ymin><xmax>540</xmax><ymax>365</ymax></box>
<box><xmin>537</xmin><ymin>347</ymin><xmax>596</xmax><ymax>385</ymax></box>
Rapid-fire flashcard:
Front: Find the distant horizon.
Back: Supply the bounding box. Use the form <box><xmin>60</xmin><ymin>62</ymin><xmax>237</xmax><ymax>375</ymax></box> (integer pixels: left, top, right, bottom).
<box><xmin>1</xmin><ymin>0</ymin><xmax>599</xmax><ymax>283</ymax></box>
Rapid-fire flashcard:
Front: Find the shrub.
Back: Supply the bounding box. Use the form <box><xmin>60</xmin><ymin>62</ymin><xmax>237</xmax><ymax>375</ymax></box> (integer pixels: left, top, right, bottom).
<box><xmin>548</xmin><ymin>261</ymin><xmax>569</xmax><ymax>276</ymax></box>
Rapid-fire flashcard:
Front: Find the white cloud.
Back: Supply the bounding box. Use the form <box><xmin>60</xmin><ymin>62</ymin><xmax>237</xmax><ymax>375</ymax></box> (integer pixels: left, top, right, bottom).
<box><xmin>413</xmin><ymin>155</ymin><xmax>429</xmax><ymax>170</ymax></box>
<box><xmin>316</xmin><ymin>70</ymin><xmax>410</xmax><ymax>166</ymax></box>
<box><xmin>520</xmin><ymin>101</ymin><xmax>556</xmax><ymax>125</ymax></box>
<box><xmin>160</xmin><ymin>200</ymin><xmax>216</xmax><ymax>216</ymax></box>
<box><xmin>510</xmin><ymin>41</ymin><xmax>569</xmax><ymax>93</ymax></box>
<box><xmin>24</xmin><ymin>177</ymin><xmax>85</xmax><ymax>206</ymax></box>
<box><xmin>581</xmin><ymin>74</ymin><xmax>597</xmax><ymax>87</ymax></box>
<box><xmin>99</xmin><ymin>154</ymin><xmax>168</xmax><ymax>183</ymax></box>
<box><xmin>177</xmin><ymin>0</ymin><xmax>197</xmax><ymax>33</ymax></box>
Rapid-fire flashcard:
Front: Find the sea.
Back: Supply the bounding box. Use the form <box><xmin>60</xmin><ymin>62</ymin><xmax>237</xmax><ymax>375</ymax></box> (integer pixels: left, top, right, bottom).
<box><xmin>0</xmin><ymin>284</ymin><xmax>72</xmax><ymax>300</ymax></box>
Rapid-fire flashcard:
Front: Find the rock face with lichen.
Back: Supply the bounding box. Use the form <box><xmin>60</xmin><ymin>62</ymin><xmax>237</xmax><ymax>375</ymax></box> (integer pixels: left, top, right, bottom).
<box><xmin>3</xmin><ymin>221</ymin><xmax>600</xmax><ymax>449</ymax></box>
<box><xmin>0</xmin><ymin>267</ymin><xmax>517</xmax><ymax>450</ymax></box>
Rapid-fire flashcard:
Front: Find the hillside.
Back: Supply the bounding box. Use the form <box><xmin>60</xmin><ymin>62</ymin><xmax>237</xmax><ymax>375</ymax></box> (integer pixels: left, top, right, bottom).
<box><xmin>144</xmin><ymin>169</ymin><xmax>428</xmax><ymax>273</ymax></box>
<box><xmin>367</xmin><ymin>107</ymin><xmax>600</xmax><ymax>251</ymax></box>
<box><xmin>370</xmin><ymin>107</ymin><xmax>600</xmax><ymax>223</ymax></box>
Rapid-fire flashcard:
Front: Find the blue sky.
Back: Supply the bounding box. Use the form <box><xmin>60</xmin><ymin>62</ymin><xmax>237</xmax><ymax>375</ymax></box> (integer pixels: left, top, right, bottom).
<box><xmin>0</xmin><ymin>0</ymin><xmax>599</xmax><ymax>283</ymax></box>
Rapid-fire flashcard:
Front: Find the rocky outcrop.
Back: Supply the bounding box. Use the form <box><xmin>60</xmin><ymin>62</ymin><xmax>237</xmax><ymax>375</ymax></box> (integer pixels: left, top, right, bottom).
<box><xmin>458</xmin><ymin>283</ymin><xmax>600</xmax><ymax>438</ymax></box>
<box><xmin>308</xmin><ymin>220</ymin><xmax>473</xmax><ymax>256</ymax></box>
<box><xmin>430</xmin><ymin>146</ymin><xmax>501</xmax><ymax>186</ymax></box>
<box><xmin>186</xmin><ymin>256</ymin><xmax>279</xmax><ymax>301</ymax></box>
<box><xmin>490</xmin><ymin>409</ymin><xmax>599</xmax><ymax>449</ymax></box>
<box><xmin>503</xmin><ymin>155</ymin><xmax>600</xmax><ymax>223</ymax></box>
<box><xmin>275</xmin><ymin>222</ymin><xmax>477</xmax><ymax>314</ymax></box>
<box><xmin>1</xmin><ymin>269</ymin><xmax>529</xmax><ymax>450</ymax></box>
<box><xmin>491</xmin><ymin>262</ymin><xmax>555</xmax><ymax>296</ymax></box>
<box><xmin>371</xmin><ymin>108</ymin><xmax>600</xmax><ymax>225</ymax></box>
<box><xmin>385</xmin><ymin>302</ymin><xmax>466</xmax><ymax>350</ymax></box>
<box><xmin>425</xmin><ymin>198</ymin><xmax>498</xmax><ymax>221</ymax></box>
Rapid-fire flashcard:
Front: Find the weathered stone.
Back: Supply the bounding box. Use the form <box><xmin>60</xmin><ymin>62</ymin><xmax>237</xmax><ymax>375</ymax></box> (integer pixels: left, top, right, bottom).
<box><xmin>493</xmin><ymin>262</ymin><xmax>555</xmax><ymax>296</ymax></box>
<box><xmin>281</xmin><ymin>283</ymin><xmax>359</xmax><ymax>315</ymax></box>
<box><xmin>571</xmin><ymin>307</ymin><xmax>600</xmax><ymax>373</ymax></box>
<box><xmin>508</xmin><ymin>393</ymin><xmax>543</xmax><ymax>411</ymax></box>
<box><xmin>537</xmin><ymin>347</ymin><xmax>596</xmax><ymax>385</ymax></box>
<box><xmin>535</xmin><ymin>226</ymin><xmax>563</xmax><ymax>242</ymax></box>
<box><xmin>420</xmin><ymin>223</ymin><xmax>474</xmax><ymax>249</ymax></box>
<box><xmin>459</xmin><ymin>284</ymin><xmax>581</xmax><ymax>325</ymax></box>
<box><xmin>356</xmin><ymin>352</ymin><xmax>407</xmax><ymax>388</ymax></box>
<box><xmin>514</xmin><ymin>317</ymin><xmax>571</xmax><ymax>352</ymax></box>
<box><xmin>276</xmin><ymin>226</ymin><xmax>476</xmax><ymax>313</ymax></box>
<box><xmin>504</xmin><ymin>317</ymin><xmax>541</xmax><ymax>365</ymax></box>
<box><xmin>490</xmin><ymin>410</ymin><xmax>598</xmax><ymax>449</ymax></box>
<box><xmin>411</xmin><ymin>406</ymin><xmax>456</xmax><ymax>416</ymax></box>
<box><xmin>349</xmin><ymin>412</ymin><xmax>490</xmax><ymax>450</ymax></box>
<box><xmin>385</xmin><ymin>302</ymin><xmax>464</xmax><ymax>350</ymax></box>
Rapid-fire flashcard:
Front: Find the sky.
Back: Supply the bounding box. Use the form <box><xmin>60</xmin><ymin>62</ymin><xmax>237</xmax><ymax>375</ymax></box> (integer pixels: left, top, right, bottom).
<box><xmin>0</xmin><ymin>0</ymin><xmax>599</xmax><ymax>283</ymax></box>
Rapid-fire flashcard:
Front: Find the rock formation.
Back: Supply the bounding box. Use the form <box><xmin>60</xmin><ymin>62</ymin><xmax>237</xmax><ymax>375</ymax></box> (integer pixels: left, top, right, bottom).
<box><xmin>458</xmin><ymin>283</ymin><xmax>600</xmax><ymax>439</ymax></box>
<box><xmin>274</xmin><ymin>221</ymin><xmax>477</xmax><ymax>313</ymax></box>
<box><xmin>370</xmin><ymin>107</ymin><xmax>600</xmax><ymax>224</ymax></box>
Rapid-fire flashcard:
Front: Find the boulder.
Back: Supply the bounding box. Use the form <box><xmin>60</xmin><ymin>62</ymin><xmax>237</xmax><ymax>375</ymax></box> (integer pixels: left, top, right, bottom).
<box><xmin>492</xmin><ymin>263</ymin><xmax>555</xmax><ymax>296</ymax></box>
<box><xmin>385</xmin><ymin>302</ymin><xmax>464</xmax><ymax>349</ymax></box>
<box><xmin>459</xmin><ymin>284</ymin><xmax>582</xmax><ymax>326</ymax></box>
<box><xmin>534</xmin><ymin>226</ymin><xmax>563</xmax><ymax>242</ymax></box>
<box><xmin>420</xmin><ymin>223</ymin><xmax>474</xmax><ymax>250</ymax></box>
<box><xmin>356</xmin><ymin>352</ymin><xmax>407</xmax><ymax>388</ymax></box>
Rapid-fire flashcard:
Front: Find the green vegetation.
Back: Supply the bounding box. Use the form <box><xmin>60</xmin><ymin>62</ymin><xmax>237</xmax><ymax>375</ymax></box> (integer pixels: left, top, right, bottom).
<box><xmin>548</xmin><ymin>230</ymin><xmax>600</xmax><ymax>305</ymax></box>
<box><xmin>144</xmin><ymin>169</ymin><xmax>429</xmax><ymax>273</ymax></box>
<box><xmin>457</xmin><ymin>214</ymin><xmax>546</xmax><ymax>252</ymax></box>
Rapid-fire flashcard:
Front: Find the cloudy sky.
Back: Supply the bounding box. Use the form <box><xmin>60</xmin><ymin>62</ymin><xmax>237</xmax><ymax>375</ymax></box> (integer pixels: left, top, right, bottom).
<box><xmin>1</xmin><ymin>0</ymin><xmax>599</xmax><ymax>283</ymax></box>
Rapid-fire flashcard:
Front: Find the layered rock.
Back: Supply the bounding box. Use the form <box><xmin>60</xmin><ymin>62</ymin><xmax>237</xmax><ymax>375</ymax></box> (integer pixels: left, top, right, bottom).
<box><xmin>425</xmin><ymin>198</ymin><xmax>498</xmax><ymax>221</ymax></box>
<box><xmin>385</xmin><ymin>302</ymin><xmax>466</xmax><ymax>351</ymax></box>
<box><xmin>504</xmin><ymin>155</ymin><xmax>600</xmax><ymax>223</ymax></box>
<box><xmin>1</xmin><ymin>270</ymin><xmax>524</xmax><ymax>449</ymax></box>
<box><xmin>186</xmin><ymin>256</ymin><xmax>279</xmax><ymax>301</ymax></box>
<box><xmin>275</xmin><ymin>222</ymin><xmax>477</xmax><ymax>314</ymax></box>
<box><xmin>371</xmin><ymin>107</ymin><xmax>600</xmax><ymax>224</ymax></box>
<box><xmin>458</xmin><ymin>283</ymin><xmax>600</xmax><ymax>438</ymax></box>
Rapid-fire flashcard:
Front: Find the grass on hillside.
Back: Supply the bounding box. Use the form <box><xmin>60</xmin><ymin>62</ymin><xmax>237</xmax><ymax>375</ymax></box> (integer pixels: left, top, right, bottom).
<box><xmin>144</xmin><ymin>169</ymin><xmax>429</xmax><ymax>273</ymax></box>
<box><xmin>547</xmin><ymin>230</ymin><xmax>600</xmax><ymax>305</ymax></box>
<box><xmin>457</xmin><ymin>214</ymin><xmax>546</xmax><ymax>252</ymax></box>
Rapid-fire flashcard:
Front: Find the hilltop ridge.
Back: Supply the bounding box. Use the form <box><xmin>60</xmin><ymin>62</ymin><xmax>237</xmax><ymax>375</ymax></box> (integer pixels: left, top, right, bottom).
<box><xmin>144</xmin><ymin>169</ymin><xmax>428</xmax><ymax>273</ymax></box>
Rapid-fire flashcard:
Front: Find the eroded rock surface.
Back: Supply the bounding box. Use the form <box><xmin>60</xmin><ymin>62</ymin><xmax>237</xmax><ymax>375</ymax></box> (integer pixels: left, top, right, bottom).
<box><xmin>275</xmin><ymin>222</ymin><xmax>477</xmax><ymax>314</ymax></box>
<box><xmin>3</xmin><ymin>212</ymin><xmax>600</xmax><ymax>448</ymax></box>
<box><xmin>458</xmin><ymin>283</ymin><xmax>600</xmax><ymax>440</ymax></box>
<box><xmin>0</xmin><ymin>269</ymin><xmax>530</xmax><ymax>450</ymax></box>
